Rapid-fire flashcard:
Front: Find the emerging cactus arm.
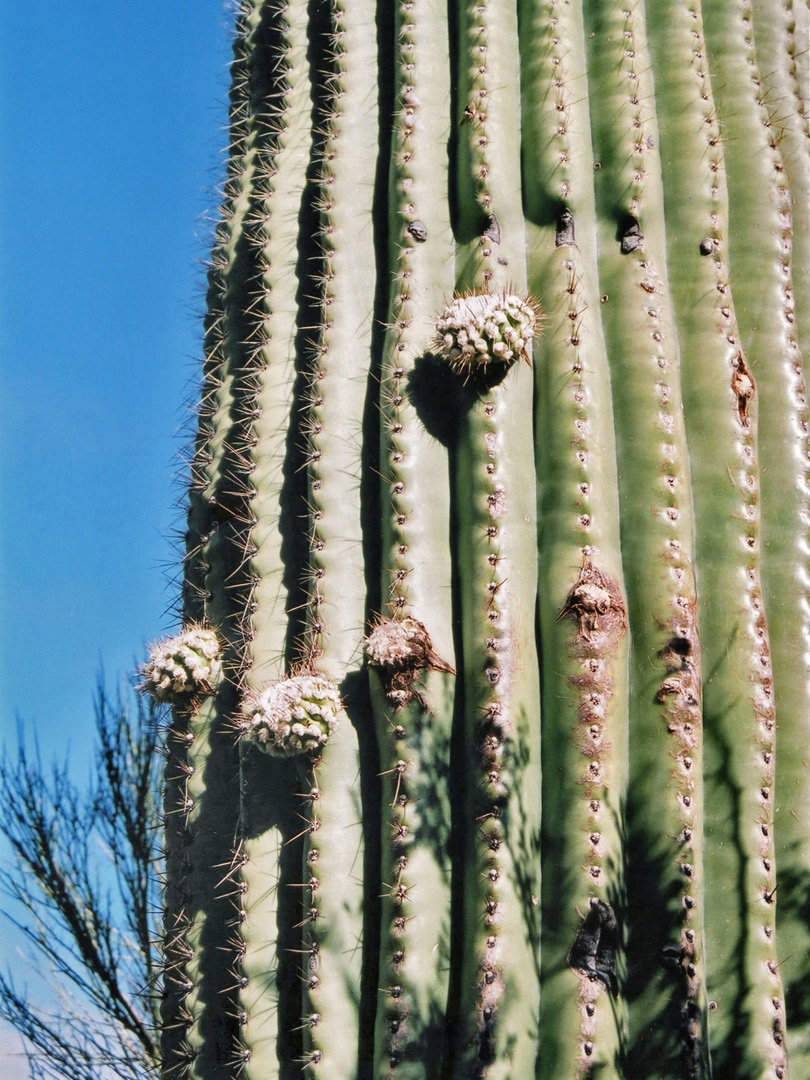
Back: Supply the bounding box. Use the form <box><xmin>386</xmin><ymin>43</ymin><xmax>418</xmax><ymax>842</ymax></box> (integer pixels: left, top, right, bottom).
<box><xmin>522</xmin><ymin>2</ymin><xmax>629</xmax><ymax>1074</ymax></box>
<box><xmin>583</xmin><ymin>2</ymin><xmax>710</xmax><ymax>1073</ymax></box>
<box><xmin>370</xmin><ymin>1</ymin><xmax>457</xmax><ymax>1076</ymax></box>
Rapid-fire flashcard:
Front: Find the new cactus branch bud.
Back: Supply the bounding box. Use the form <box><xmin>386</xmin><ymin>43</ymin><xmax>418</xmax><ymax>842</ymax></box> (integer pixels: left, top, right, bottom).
<box><xmin>434</xmin><ymin>291</ymin><xmax>540</xmax><ymax>378</ymax></box>
<box><xmin>238</xmin><ymin>675</ymin><xmax>341</xmax><ymax>757</ymax></box>
<box><xmin>142</xmin><ymin>625</ymin><xmax>221</xmax><ymax>704</ymax></box>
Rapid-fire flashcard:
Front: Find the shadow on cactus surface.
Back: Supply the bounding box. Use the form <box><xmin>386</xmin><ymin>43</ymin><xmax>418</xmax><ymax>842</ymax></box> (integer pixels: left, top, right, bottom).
<box><xmin>144</xmin><ymin>0</ymin><xmax>810</xmax><ymax>1076</ymax></box>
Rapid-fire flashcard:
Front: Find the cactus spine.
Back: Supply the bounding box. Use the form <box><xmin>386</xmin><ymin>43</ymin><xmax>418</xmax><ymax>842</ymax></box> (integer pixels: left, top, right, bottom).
<box><xmin>149</xmin><ymin>0</ymin><xmax>810</xmax><ymax>1077</ymax></box>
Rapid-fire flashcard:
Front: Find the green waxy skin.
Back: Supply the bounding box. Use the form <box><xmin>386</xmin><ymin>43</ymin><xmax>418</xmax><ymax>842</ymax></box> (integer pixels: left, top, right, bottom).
<box><xmin>450</xmin><ymin>367</ymin><xmax>542</xmax><ymax>1080</ymax></box>
<box><xmin>153</xmin><ymin>1</ymin><xmax>810</xmax><ymax>1077</ymax></box>
<box><xmin>370</xmin><ymin>672</ymin><xmax>455</xmax><ymax>1080</ymax></box>
<box><xmin>522</xmin><ymin>3</ymin><xmax>629</xmax><ymax>1074</ymax></box>
<box><xmin>160</xmin><ymin>4</ymin><xmax>268</xmax><ymax>1072</ymax></box>
<box><xmin>584</xmin><ymin>2</ymin><xmax>710</xmax><ymax>1074</ymax></box>
<box><xmin>748</xmin><ymin>0</ymin><xmax>810</xmax><ymax>357</ymax></box>
<box><xmin>446</xmin><ymin>4</ymin><xmax>542</xmax><ymax>1078</ymax></box>
<box><xmin>700</xmin><ymin>3</ymin><xmax>810</xmax><ymax>1069</ymax></box>
<box><xmin>532</xmin><ymin>241</ymin><xmax>630</xmax><ymax>1080</ymax></box>
<box><xmin>648</xmin><ymin>4</ymin><xmax>788</xmax><ymax>1076</ymax></box>
<box><xmin>371</xmin><ymin>1</ymin><xmax>457</xmax><ymax>1075</ymax></box>
<box><xmin>289</xmin><ymin>1</ymin><xmax>379</xmax><ymax>1075</ymax></box>
<box><xmin>220</xmin><ymin>4</ymin><xmax>313</xmax><ymax>1074</ymax></box>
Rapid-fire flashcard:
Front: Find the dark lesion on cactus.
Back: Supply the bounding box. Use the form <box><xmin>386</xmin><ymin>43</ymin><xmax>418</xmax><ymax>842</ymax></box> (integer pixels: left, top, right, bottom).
<box><xmin>568</xmin><ymin>898</ymin><xmax>620</xmax><ymax>997</ymax></box>
<box><xmin>476</xmin><ymin>1004</ymin><xmax>497</xmax><ymax>1065</ymax></box>
<box><xmin>482</xmin><ymin>213</ymin><xmax>501</xmax><ymax>244</ymax></box>
<box><xmin>731</xmin><ymin>351</ymin><xmax>755</xmax><ymax>428</ymax></box>
<box><xmin>655</xmin><ymin>604</ymin><xmax>701</xmax><ymax>733</ymax></box>
<box><xmin>618</xmin><ymin>214</ymin><xmax>644</xmax><ymax>254</ymax></box>
<box><xmin>405</xmin><ymin>218</ymin><xmax>428</xmax><ymax>243</ymax></box>
<box><xmin>364</xmin><ymin>615</ymin><xmax>455</xmax><ymax>708</ymax></box>
<box><xmin>555</xmin><ymin>206</ymin><xmax>576</xmax><ymax>247</ymax></box>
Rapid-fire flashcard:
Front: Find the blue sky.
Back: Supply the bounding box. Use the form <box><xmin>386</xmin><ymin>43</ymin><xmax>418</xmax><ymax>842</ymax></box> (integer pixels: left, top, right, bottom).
<box><xmin>0</xmin><ymin>1</ymin><xmax>233</xmax><ymax>1073</ymax></box>
<box><xmin>0</xmin><ymin>1</ymin><xmax>232</xmax><ymax>755</ymax></box>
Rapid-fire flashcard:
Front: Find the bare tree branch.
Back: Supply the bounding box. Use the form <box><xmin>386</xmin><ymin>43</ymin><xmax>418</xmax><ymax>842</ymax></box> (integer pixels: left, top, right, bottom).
<box><xmin>0</xmin><ymin>686</ymin><xmax>163</xmax><ymax>1080</ymax></box>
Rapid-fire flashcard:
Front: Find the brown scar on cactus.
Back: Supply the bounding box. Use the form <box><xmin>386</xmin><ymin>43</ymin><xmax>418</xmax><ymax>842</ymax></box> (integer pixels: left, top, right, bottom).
<box><xmin>433</xmin><ymin>290</ymin><xmax>542</xmax><ymax>385</ymax></box>
<box><xmin>364</xmin><ymin>615</ymin><xmax>454</xmax><ymax>708</ymax></box>
<box><xmin>619</xmin><ymin>216</ymin><xmax>644</xmax><ymax>254</ymax></box>
<box><xmin>559</xmin><ymin>553</ymin><xmax>627</xmax><ymax>645</ymax></box>
<box><xmin>555</xmin><ymin>207</ymin><xmax>576</xmax><ymax>247</ymax></box>
<box><xmin>482</xmin><ymin>214</ymin><xmax>501</xmax><ymax>245</ymax></box>
<box><xmin>731</xmin><ymin>351</ymin><xmax>755</xmax><ymax>428</ymax></box>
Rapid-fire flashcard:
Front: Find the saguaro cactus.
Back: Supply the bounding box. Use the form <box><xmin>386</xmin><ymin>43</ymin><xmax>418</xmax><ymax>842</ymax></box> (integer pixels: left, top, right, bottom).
<box><xmin>147</xmin><ymin>0</ymin><xmax>810</xmax><ymax>1077</ymax></box>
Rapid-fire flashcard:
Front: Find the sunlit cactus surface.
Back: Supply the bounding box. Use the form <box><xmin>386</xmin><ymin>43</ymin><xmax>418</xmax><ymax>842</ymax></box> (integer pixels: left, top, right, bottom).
<box><xmin>146</xmin><ymin>1</ymin><xmax>810</xmax><ymax>1077</ymax></box>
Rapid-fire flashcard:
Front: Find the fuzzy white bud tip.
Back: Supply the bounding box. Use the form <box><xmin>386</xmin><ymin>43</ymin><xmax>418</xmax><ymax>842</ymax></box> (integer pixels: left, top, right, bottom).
<box><xmin>240</xmin><ymin>675</ymin><xmax>341</xmax><ymax>757</ymax></box>
<box><xmin>435</xmin><ymin>292</ymin><xmax>539</xmax><ymax>375</ymax></box>
<box><xmin>142</xmin><ymin>626</ymin><xmax>222</xmax><ymax>703</ymax></box>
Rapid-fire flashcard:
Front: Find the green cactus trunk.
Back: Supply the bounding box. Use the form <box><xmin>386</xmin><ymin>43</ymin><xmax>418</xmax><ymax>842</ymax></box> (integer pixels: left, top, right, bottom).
<box><xmin>149</xmin><ymin>0</ymin><xmax>810</xmax><ymax>1077</ymax></box>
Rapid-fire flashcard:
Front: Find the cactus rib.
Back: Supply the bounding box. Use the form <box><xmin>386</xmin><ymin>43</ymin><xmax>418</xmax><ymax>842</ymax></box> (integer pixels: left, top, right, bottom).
<box><xmin>285</xmin><ymin>1</ymin><xmax>378</xmax><ymax>1074</ymax></box>
<box><xmin>646</xmin><ymin>3</ymin><xmax>789</xmax><ymax>1077</ymax></box>
<box><xmin>443</xmin><ymin>6</ymin><xmax>543</xmax><ymax>1077</ymax></box>
<box><xmin>209</xmin><ymin>5</ymin><xmax>316</xmax><ymax>1073</ymax></box>
<box><xmin>520</xmin><ymin>3</ymin><xmax>631</xmax><ymax>1073</ymax></box>
<box><xmin>161</xmin><ymin>4</ymin><xmax>277</xmax><ymax>1073</ymax></box>
<box><xmin>583</xmin><ymin>1</ymin><xmax>711</xmax><ymax>1073</ymax></box>
<box><xmin>371</xmin><ymin>1</ymin><xmax>457</xmax><ymax>1075</ymax></box>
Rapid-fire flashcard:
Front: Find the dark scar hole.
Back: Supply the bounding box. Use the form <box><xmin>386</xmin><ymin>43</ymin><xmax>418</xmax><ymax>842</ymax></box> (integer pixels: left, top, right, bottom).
<box><xmin>477</xmin><ymin>1007</ymin><xmax>497</xmax><ymax>1064</ymax></box>
<box><xmin>482</xmin><ymin>214</ymin><xmax>501</xmax><ymax>244</ymax></box>
<box><xmin>406</xmin><ymin>219</ymin><xmax>428</xmax><ymax>243</ymax></box>
<box><xmin>617</xmin><ymin>214</ymin><xmax>644</xmax><ymax>253</ymax></box>
<box><xmin>555</xmin><ymin>206</ymin><xmax>576</xmax><ymax>247</ymax></box>
<box><xmin>669</xmin><ymin>635</ymin><xmax>691</xmax><ymax>658</ymax></box>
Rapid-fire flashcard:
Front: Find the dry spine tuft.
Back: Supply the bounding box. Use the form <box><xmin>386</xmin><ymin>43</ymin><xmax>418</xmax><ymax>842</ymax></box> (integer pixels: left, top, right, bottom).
<box><xmin>364</xmin><ymin>615</ymin><xmax>454</xmax><ymax>708</ymax></box>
